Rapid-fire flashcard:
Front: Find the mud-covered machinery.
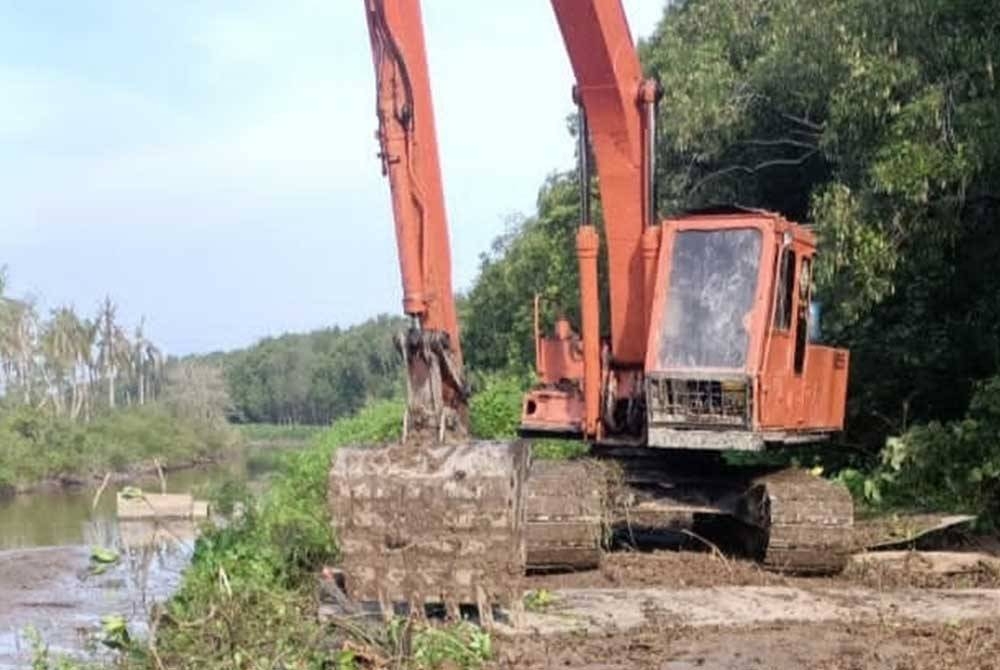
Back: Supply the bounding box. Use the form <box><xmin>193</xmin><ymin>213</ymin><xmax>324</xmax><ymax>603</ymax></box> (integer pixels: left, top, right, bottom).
<box><xmin>330</xmin><ymin>0</ymin><xmax>853</xmax><ymax>617</ymax></box>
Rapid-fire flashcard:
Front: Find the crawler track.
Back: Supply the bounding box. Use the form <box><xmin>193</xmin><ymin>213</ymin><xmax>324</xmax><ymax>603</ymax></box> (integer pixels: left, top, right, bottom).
<box><xmin>748</xmin><ymin>468</ymin><xmax>854</xmax><ymax>574</ymax></box>
<box><xmin>525</xmin><ymin>461</ymin><xmax>605</xmax><ymax>571</ymax></box>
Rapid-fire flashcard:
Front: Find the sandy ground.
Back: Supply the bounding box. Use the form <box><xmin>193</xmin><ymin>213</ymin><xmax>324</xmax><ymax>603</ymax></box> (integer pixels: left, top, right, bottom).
<box><xmin>318</xmin><ymin>546</ymin><xmax>1000</xmax><ymax>668</ymax></box>
<box><xmin>505</xmin><ymin>586</ymin><xmax>1000</xmax><ymax>635</ymax></box>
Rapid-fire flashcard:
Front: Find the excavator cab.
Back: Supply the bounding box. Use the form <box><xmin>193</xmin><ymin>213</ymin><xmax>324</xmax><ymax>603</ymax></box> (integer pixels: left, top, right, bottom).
<box><xmin>521</xmin><ymin>208</ymin><xmax>850</xmax><ymax>452</ymax></box>
<box><xmin>644</xmin><ymin>209</ymin><xmax>850</xmax><ymax>451</ymax></box>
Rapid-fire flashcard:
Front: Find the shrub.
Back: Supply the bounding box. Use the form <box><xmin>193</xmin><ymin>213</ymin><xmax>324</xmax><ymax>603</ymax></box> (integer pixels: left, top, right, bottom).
<box><xmin>468</xmin><ymin>374</ymin><xmax>527</xmax><ymax>439</ymax></box>
<box><xmin>144</xmin><ymin>400</ymin><xmax>406</xmax><ymax>669</ymax></box>
<box><xmin>841</xmin><ymin>375</ymin><xmax>1000</xmax><ymax>526</ymax></box>
<box><xmin>0</xmin><ymin>405</ymin><xmax>238</xmax><ymax>490</ymax></box>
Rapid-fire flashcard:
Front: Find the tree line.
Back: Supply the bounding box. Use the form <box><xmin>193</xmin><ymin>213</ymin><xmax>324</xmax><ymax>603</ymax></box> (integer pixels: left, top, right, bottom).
<box><xmin>207</xmin><ymin>315</ymin><xmax>405</xmax><ymax>425</ymax></box>
<box><xmin>0</xmin><ymin>268</ymin><xmax>241</xmax><ymax>490</ymax></box>
<box><xmin>0</xmin><ymin>268</ymin><xmax>164</xmax><ymax>421</ymax></box>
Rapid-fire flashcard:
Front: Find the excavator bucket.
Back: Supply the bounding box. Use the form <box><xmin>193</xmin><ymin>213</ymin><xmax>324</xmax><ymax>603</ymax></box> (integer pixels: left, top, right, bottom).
<box><xmin>329</xmin><ymin>440</ymin><xmax>530</xmax><ymax>621</ymax></box>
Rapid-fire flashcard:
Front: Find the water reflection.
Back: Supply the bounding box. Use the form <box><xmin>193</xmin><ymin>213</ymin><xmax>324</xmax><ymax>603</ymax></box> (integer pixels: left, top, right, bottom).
<box><xmin>0</xmin><ymin>446</ymin><xmax>285</xmax><ymax>668</ymax></box>
<box><xmin>0</xmin><ymin>518</ymin><xmax>197</xmax><ymax>670</ymax></box>
<box><xmin>0</xmin><ymin>454</ymin><xmax>264</xmax><ymax>551</ymax></box>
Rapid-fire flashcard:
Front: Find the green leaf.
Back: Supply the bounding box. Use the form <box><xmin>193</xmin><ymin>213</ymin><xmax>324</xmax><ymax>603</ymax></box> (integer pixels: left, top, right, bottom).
<box><xmin>90</xmin><ymin>547</ymin><xmax>119</xmax><ymax>564</ymax></box>
<box><xmin>99</xmin><ymin>614</ymin><xmax>130</xmax><ymax>650</ymax></box>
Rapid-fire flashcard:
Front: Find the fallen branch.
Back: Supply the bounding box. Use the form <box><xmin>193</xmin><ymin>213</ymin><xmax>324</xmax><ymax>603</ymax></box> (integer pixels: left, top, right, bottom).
<box><xmin>154</xmin><ymin>458</ymin><xmax>167</xmax><ymax>494</ymax></box>
<box><xmin>92</xmin><ymin>472</ymin><xmax>113</xmax><ymax>512</ymax></box>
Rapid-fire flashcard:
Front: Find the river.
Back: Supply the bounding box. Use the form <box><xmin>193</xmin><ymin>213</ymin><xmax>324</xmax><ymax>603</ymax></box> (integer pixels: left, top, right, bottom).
<box><xmin>0</xmin><ymin>447</ymin><xmax>288</xmax><ymax>668</ymax></box>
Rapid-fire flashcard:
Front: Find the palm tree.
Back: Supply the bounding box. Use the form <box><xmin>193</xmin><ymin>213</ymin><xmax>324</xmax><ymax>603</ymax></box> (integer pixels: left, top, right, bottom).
<box><xmin>96</xmin><ymin>297</ymin><xmax>130</xmax><ymax>409</ymax></box>
<box><xmin>40</xmin><ymin>307</ymin><xmax>81</xmax><ymax>415</ymax></box>
<box><xmin>1</xmin><ymin>298</ymin><xmax>39</xmax><ymax>405</ymax></box>
<box><xmin>78</xmin><ymin>318</ymin><xmax>98</xmax><ymax>421</ymax></box>
<box><xmin>131</xmin><ymin>318</ymin><xmax>163</xmax><ymax>406</ymax></box>
<box><xmin>40</xmin><ymin>307</ymin><xmax>96</xmax><ymax>420</ymax></box>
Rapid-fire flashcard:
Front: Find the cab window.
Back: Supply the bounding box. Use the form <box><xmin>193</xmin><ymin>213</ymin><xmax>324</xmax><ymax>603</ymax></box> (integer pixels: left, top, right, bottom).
<box><xmin>794</xmin><ymin>257</ymin><xmax>812</xmax><ymax>375</ymax></box>
<box><xmin>773</xmin><ymin>249</ymin><xmax>795</xmax><ymax>331</ymax></box>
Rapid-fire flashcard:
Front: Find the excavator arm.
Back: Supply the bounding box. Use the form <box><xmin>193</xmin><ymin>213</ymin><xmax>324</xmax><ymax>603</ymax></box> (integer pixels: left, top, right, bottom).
<box><xmin>551</xmin><ymin>0</ymin><xmax>661</xmax><ymax>365</ymax></box>
<box><xmin>364</xmin><ymin>0</ymin><xmax>467</xmax><ymax>438</ymax></box>
<box><xmin>524</xmin><ymin>1</ymin><xmax>662</xmax><ymax>438</ymax></box>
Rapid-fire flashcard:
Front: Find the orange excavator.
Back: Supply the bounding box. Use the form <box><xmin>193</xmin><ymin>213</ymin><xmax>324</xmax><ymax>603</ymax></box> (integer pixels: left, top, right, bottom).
<box><xmin>330</xmin><ymin>0</ymin><xmax>853</xmax><ymax>618</ymax></box>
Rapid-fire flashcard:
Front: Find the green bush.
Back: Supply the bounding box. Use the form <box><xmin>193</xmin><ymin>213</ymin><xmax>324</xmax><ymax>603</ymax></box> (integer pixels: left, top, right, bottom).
<box><xmin>468</xmin><ymin>374</ymin><xmax>526</xmax><ymax>439</ymax></box>
<box><xmin>533</xmin><ymin>439</ymin><xmax>588</xmax><ymax>460</ymax></box>
<box><xmin>840</xmin><ymin>376</ymin><xmax>1000</xmax><ymax>525</ymax></box>
<box><xmin>147</xmin><ymin>400</ymin><xmax>405</xmax><ymax>669</ymax></box>
<box><xmin>467</xmin><ymin>373</ymin><xmax>589</xmax><ymax>460</ymax></box>
<box><xmin>0</xmin><ymin>405</ymin><xmax>238</xmax><ymax>490</ymax></box>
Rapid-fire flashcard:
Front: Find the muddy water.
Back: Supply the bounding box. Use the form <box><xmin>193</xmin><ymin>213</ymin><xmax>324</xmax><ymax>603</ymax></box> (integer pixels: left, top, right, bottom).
<box><xmin>0</xmin><ymin>448</ymin><xmax>288</xmax><ymax>668</ymax></box>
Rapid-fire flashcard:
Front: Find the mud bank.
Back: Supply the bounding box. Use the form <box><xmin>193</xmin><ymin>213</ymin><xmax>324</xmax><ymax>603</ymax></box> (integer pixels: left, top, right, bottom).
<box><xmin>0</xmin><ymin>543</ymin><xmax>191</xmax><ymax>669</ymax></box>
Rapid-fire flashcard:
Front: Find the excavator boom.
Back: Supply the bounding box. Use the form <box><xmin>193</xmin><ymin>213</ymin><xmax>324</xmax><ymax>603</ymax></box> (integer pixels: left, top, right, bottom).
<box><xmin>363</xmin><ymin>0</ymin><xmax>466</xmax><ymax>436</ymax></box>
<box><xmin>551</xmin><ymin>0</ymin><xmax>659</xmax><ymax>366</ymax></box>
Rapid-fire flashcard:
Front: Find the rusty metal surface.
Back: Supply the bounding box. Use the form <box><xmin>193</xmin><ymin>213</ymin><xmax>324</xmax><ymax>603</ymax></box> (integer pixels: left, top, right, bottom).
<box><xmin>329</xmin><ymin>440</ymin><xmax>529</xmax><ymax>615</ymax></box>
<box><xmin>855</xmin><ymin>513</ymin><xmax>977</xmax><ymax>551</ymax></box>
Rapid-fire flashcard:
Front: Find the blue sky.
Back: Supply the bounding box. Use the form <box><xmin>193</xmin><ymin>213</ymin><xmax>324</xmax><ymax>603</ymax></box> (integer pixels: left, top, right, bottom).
<box><xmin>1</xmin><ymin>1</ymin><xmax>661</xmax><ymax>355</ymax></box>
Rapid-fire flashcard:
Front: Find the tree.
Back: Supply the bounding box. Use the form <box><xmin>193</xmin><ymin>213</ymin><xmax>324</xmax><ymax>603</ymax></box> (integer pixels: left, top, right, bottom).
<box><xmin>461</xmin><ymin>174</ymin><xmax>584</xmax><ymax>373</ymax></box>
<box><xmin>132</xmin><ymin>317</ymin><xmax>163</xmax><ymax>406</ymax></box>
<box><xmin>0</xmin><ymin>297</ymin><xmax>38</xmax><ymax>405</ymax></box>
<box><xmin>40</xmin><ymin>307</ymin><xmax>82</xmax><ymax>416</ymax></box>
<box><xmin>162</xmin><ymin>360</ymin><xmax>232</xmax><ymax>425</ymax></box>
<box><xmin>210</xmin><ymin>315</ymin><xmax>406</xmax><ymax>425</ymax></box>
<box><xmin>639</xmin><ymin>0</ymin><xmax>1000</xmax><ymax>446</ymax></box>
<box><xmin>0</xmin><ymin>267</ymin><xmax>166</xmax><ymax>423</ymax></box>
<box><xmin>95</xmin><ymin>297</ymin><xmax>131</xmax><ymax>409</ymax></box>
